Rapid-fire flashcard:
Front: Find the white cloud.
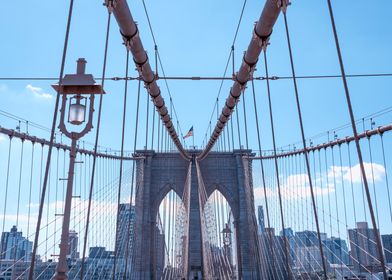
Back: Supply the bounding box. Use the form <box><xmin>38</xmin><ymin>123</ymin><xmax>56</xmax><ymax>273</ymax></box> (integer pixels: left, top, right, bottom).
<box><xmin>26</xmin><ymin>84</ymin><xmax>52</xmax><ymax>100</ymax></box>
<box><xmin>253</xmin><ymin>172</ymin><xmax>335</xmax><ymax>203</ymax></box>
<box><xmin>253</xmin><ymin>162</ymin><xmax>385</xmax><ymax>204</ymax></box>
<box><xmin>342</xmin><ymin>162</ymin><xmax>385</xmax><ymax>183</ymax></box>
<box><xmin>0</xmin><ymin>134</ymin><xmax>6</xmax><ymax>143</ymax></box>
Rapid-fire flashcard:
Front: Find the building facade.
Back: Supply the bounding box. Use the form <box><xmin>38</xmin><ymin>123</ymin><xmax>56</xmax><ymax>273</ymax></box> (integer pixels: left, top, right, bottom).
<box><xmin>0</xmin><ymin>226</ymin><xmax>32</xmax><ymax>261</ymax></box>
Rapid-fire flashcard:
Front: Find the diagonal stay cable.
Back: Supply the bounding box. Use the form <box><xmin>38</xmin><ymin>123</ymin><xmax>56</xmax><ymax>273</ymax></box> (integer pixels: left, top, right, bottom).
<box><xmin>141</xmin><ymin>0</ymin><xmax>186</xmax><ymax>142</ymax></box>
<box><xmin>80</xmin><ymin>9</ymin><xmax>112</xmax><ymax>279</ymax></box>
<box><xmin>198</xmin><ymin>0</ymin><xmax>282</xmax><ymax>160</ymax></box>
<box><xmin>326</xmin><ymin>1</ymin><xmax>387</xmax><ymax>278</ymax></box>
<box><xmin>28</xmin><ymin>0</ymin><xmax>74</xmax><ymax>278</ymax></box>
<box><xmin>281</xmin><ymin>7</ymin><xmax>327</xmax><ymax>278</ymax></box>
<box><xmin>202</xmin><ymin>0</ymin><xmax>247</xmax><ymax>147</ymax></box>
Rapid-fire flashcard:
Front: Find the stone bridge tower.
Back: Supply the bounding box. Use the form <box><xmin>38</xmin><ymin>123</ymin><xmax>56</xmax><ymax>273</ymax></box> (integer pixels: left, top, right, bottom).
<box><xmin>132</xmin><ymin>150</ymin><xmax>260</xmax><ymax>279</ymax></box>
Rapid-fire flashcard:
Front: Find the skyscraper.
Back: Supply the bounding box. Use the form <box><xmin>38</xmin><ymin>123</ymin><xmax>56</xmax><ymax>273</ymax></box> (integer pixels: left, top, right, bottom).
<box><xmin>382</xmin><ymin>234</ymin><xmax>392</xmax><ymax>264</ymax></box>
<box><xmin>348</xmin><ymin>222</ymin><xmax>380</xmax><ymax>271</ymax></box>
<box><xmin>294</xmin><ymin>230</ymin><xmax>326</xmax><ymax>272</ymax></box>
<box><xmin>323</xmin><ymin>237</ymin><xmax>349</xmax><ymax>265</ymax></box>
<box><xmin>0</xmin><ymin>225</ymin><xmax>32</xmax><ymax>261</ymax></box>
<box><xmin>68</xmin><ymin>230</ymin><xmax>79</xmax><ymax>261</ymax></box>
<box><xmin>115</xmin><ymin>204</ymin><xmax>136</xmax><ymax>259</ymax></box>
<box><xmin>257</xmin><ymin>205</ymin><xmax>265</xmax><ymax>234</ymax></box>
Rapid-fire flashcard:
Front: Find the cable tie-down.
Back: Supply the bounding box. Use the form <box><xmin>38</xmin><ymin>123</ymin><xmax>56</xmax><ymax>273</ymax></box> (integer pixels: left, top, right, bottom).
<box><xmin>234</xmin><ymin>75</ymin><xmax>247</xmax><ymax>88</ymax></box>
<box><xmin>243</xmin><ymin>55</ymin><xmax>257</xmax><ymax>73</ymax></box>
<box><xmin>134</xmin><ymin>53</ymin><xmax>149</xmax><ymax>76</ymax></box>
<box><xmin>253</xmin><ymin>25</ymin><xmax>272</xmax><ymax>49</ymax></box>
<box><xmin>277</xmin><ymin>0</ymin><xmax>290</xmax><ymax>13</ymax></box>
<box><xmin>104</xmin><ymin>0</ymin><xmax>116</xmax><ymax>12</ymax></box>
<box><xmin>121</xmin><ymin>26</ymin><xmax>139</xmax><ymax>48</ymax></box>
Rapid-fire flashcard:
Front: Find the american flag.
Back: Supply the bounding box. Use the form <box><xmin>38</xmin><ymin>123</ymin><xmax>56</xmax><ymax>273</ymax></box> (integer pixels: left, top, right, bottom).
<box><xmin>183</xmin><ymin>126</ymin><xmax>193</xmax><ymax>139</ymax></box>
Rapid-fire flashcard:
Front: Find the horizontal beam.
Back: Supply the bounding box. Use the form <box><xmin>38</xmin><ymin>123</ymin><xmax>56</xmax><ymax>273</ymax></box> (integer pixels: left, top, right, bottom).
<box><xmin>252</xmin><ymin>123</ymin><xmax>392</xmax><ymax>160</ymax></box>
<box><xmin>1</xmin><ymin>73</ymin><xmax>392</xmax><ymax>81</ymax></box>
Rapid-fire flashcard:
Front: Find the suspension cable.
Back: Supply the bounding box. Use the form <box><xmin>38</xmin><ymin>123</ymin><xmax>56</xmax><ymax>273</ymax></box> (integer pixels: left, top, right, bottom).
<box><xmin>112</xmin><ymin>49</ymin><xmax>130</xmax><ymax>279</ymax></box>
<box><xmin>262</xmin><ymin>49</ymin><xmax>296</xmax><ymax>279</ymax></box>
<box><xmin>379</xmin><ymin>132</ymin><xmax>392</xmax><ymax>223</ymax></box>
<box><xmin>28</xmin><ymin>0</ymin><xmax>74</xmax><ymax>277</ymax></box>
<box><xmin>250</xmin><ymin>78</ymin><xmax>278</xmax><ymax>279</ymax></box>
<box><xmin>125</xmin><ymin>78</ymin><xmax>142</xmax><ymax>276</ymax></box>
<box><xmin>326</xmin><ymin>1</ymin><xmax>387</xmax><ymax>278</ymax></box>
<box><xmin>80</xmin><ymin>10</ymin><xmax>112</xmax><ymax>279</ymax></box>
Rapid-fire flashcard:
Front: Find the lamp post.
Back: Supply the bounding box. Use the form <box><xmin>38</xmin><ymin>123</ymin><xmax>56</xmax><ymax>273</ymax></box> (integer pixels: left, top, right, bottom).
<box><xmin>222</xmin><ymin>223</ymin><xmax>232</xmax><ymax>256</ymax></box>
<box><xmin>52</xmin><ymin>58</ymin><xmax>103</xmax><ymax>280</ymax></box>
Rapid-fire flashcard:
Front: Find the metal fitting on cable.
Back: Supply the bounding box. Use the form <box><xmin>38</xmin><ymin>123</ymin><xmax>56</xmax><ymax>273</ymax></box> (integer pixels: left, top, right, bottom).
<box><xmin>277</xmin><ymin>0</ymin><xmax>290</xmax><ymax>13</ymax></box>
<box><xmin>104</xmin><ymin>0</ymin><xmax>116</xmax><ymax>13</ymax></box>
<box><xmin>254</xmin><ymin>25</ymin><xmax>272</xmax><ymax>49</ymax></box>
<box><xmin>121</xmin><ymin>26</ymin><xmax>139</xmax><ymax>48</ymax></box>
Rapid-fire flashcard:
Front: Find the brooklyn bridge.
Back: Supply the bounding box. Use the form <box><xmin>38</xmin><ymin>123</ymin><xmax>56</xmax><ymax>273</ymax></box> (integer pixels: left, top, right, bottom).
<box><xmin>0</xmin><ymin>0</ymin><xmax>392</xmax><ymax>279</ymax></box>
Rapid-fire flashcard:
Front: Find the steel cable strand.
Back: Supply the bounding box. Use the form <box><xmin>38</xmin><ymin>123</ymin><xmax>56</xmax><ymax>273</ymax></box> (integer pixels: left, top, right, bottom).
<box><xmin>379</xmin><ymin>133</ymin><xmax>392</xmax><ymax>223</ymax></box>
<box><xmin>250</xmin><ymin>78</ymin><xmax>278</xmax><ymax>280</ymax></box>
<box><xmin>80</xmin><ymin>10</ymin><xmax>112</xmax><ymax>279</ymax></box>
<box><xmin>326</xmin><ymin>1</ymin><xmax>387</xmax><ymax>278</ymax></box>
<box><xmin>112</xmin><ymin>49</ymin><xmax>130</xmax><ymax>280</ymax></box>
<box><xmin>28</xmin><ymin>0</ymin><xmax>74</xmax><ymax>277</ymax></box>
<box><xmin>262</xmin><ymin>47</ymin><xmax>294</xmax><ymax>279</ymax></box>
<box><xmin>125</xmin><ymin>79</ymin><xmax>142</xmax><ymax>279</ymax></box>
<box><xmin>280</xmin><ymin>185</ymin><xmax>361</xmax><ymax>279</ymax></box>
<box><xmin>281</xmin><ymin>9</ymin><xmax>328</xmax><ymax>278</ymax></box>
<box><xmin>0</xmin><ymin>136</ymin><xmax>12</xmax><ymax>266</ymax></box>
<box><xmin>366</xmin><ymin>135</ymin><xmax>380</xmax><ymax>227</ymax></box>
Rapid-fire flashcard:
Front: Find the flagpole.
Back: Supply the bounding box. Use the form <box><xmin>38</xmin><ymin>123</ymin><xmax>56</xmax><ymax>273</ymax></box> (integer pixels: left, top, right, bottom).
<box><xmin>192</xmin><ymin>132</ymin><xmax>195</xmax><ymax>149</ymax></box>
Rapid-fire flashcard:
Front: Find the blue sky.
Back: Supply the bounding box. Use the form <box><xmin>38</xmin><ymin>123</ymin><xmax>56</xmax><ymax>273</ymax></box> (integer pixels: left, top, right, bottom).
<box><xmin>0</xmin><ymin>0</ymin><xmax>392</xmax><ymax>261</ymax></box>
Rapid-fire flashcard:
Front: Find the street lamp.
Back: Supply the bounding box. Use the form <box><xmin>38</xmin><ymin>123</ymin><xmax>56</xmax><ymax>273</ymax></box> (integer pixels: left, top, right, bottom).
<box><xmin>222</xmin><ymin>223</ymin><xmax>232</xmax><ymax>252</ymax></box>
<box><xmin>52</xmin><ymin>58</ymin><xmax>103</xmax><ymax>280</ymax></box>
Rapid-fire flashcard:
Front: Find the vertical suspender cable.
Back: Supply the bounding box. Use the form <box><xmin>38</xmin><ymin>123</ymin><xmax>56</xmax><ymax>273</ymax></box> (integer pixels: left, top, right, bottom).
<box><xmin>157</xmin><ymin>116</ymin><xmax>161</xmax><ymax>152</ymax></box>
<box><xmin>145</xmin><ymin>91</ymin><xmax>150</xmax><ymax>150</ymax></box>
<box><xmin>27</xmin><ymin>143</ymin><xmax>35</xmax><ymax>239</ymax></box>
<box><xmin>282</xmin><ymin>10</ymin><xmax>327</xmax><ymax>278</ymax></box>
<box><xmin>379</xmin><ymin>133</ymin><xmax>392</xmax><ymax>223</ymax></box>
<box><xmin>326</xmin><ymin>1</ymin><xmax>387</xmax><ymax>278</ymax></box>
<box><xmin>367</xmin><ymin>136</ymin><xmax>380</xmax><ymax>226</ymax></box>
<box><xmin>235</xmin><ymin>103</ymin><xmax>242</xmax><ymax>149</ymax></box>
<box><xmin>80</xmin><ymin>10</ymin><xmax>112</xmax><ymax>279</ymax></box>
<box><xmin>151</xmin><ymin>106</ymin><xmax>156</xmax><ymax>150</ymax></box>
<box><xmin>16</xmin><ymin>139</ymin><xmax>25</xmax><ymax>228</ymax></box>
<box><xmin>124</xmin><ymin>79</ymin><xmax>141</xmax><ymax>278</ymax></box>
<box><xmin>1</xmin><ymin>137</ymin><xmax>12</xmax><ymax>261</ymax></box>
<box><xmin>242</xmin><ymin>91</ymin><xmax>249</xmax><ymax>150</ymax></box>
<box><xmin>112</xmin><ymin>49</ymin><xmax>130</xmax><ymax>280</ymax></box>
<box><xmin>230</xmin><ymin>118</ymin><xmax>235</xmax><ymax>151</ymax></box>
<box><xmin>250</xmin><ymin>79</ymin><xmax>278</xmax><ymax>280</ymax></box>
<box><xmin>262</xmin><ymin>50</ymin><xmax>294</xmax><ymax>279</ymax></box>
<box><xmin>29</xmin><ymin>1</ymin><xmax>74</xmax><ymax>278</ymax></box>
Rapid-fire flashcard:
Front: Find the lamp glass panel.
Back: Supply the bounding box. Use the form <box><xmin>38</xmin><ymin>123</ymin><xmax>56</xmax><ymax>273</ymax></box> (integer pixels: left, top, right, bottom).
<box><xmin>69</xmin><ymin>103</ymin><xmax>86</xmax><ymax>125</ymax></box>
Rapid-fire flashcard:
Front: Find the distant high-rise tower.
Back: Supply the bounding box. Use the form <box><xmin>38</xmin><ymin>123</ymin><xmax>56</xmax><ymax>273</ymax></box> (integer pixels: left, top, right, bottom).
<box><xmin>348</xmin><ymin>222</ymin><xmax>380</xmax><ymax>271</ymax></box>
<box><xmin>115</xmin><ymin>203</ymin><xmax>136</xmax><ymax>259</ymax></box>
<box><xmin>257</xmin><ymin>205</ymin><xmax>265</xmax><ymax>234</ymax></box>
<box><xmin>68</xmin><ymin>230</ymin><xmax>79</xmax><ymax>261</ymax></box>
<box><xmin>323</xmin><ymin>236</ymin><xmax>349</xmax><ymax>265</ymax></box>
<box><xmin>382</xmin><ymin>234</ymin><xmax>392</xmax><ymax>264</ymax></box>
<box><xmin>0</xmin><ymin>225</ymin><xmax>32</xmax><ymax>261</ymax></box>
